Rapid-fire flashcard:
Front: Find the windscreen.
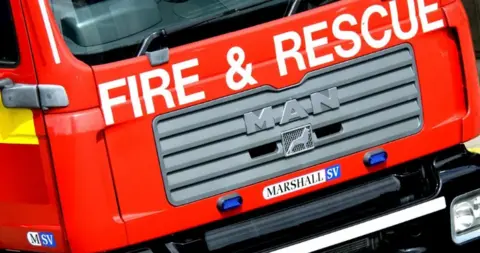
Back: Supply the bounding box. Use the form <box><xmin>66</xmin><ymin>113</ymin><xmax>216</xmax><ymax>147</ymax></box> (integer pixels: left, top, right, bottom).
<box><xmin>49</xmin><ymin>0</ymin><xmax>335</xmax><ymax>65</ymax></box>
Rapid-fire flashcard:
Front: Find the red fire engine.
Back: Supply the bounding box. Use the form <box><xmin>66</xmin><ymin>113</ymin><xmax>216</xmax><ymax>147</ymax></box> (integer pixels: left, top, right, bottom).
<box><xmin>1</xmin><ymin>0</ymin><xmax>479</xmax><ymax>252</ymax></box>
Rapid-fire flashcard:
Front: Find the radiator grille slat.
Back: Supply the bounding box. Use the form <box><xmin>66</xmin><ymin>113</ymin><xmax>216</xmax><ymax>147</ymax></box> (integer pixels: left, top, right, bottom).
<box><xmin>156</xmin><ymin>49</ymin><xmax>413</xmax><ymax>138</ymax></box>
<box><xmin>153</xmin><ymin>45</ymin><xmax>424</xmax><ymax>205</ymax></box>
<box><xmin>163</xmin><ymin>83</ymin><xmax>418</xmax><ymax>172</ymax></box>
<box><xmin>170</xmin><ymin>118</ymin><xmax>420</xmax><ymax>202</ymax></box>
<box><xmin>167</xmin><ymin>100</ymin><xmax>420</xmax><ymax>190</ymax></box>
<box><xmin>160</xmin><ymin>66</ymin><xmax>415</xmax><ymax>156</ymax></box>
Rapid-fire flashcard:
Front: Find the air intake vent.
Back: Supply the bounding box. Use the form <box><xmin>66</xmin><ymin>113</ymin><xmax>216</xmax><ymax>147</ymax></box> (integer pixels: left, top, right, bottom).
<box><xmin>153</xmin><ymin>44</ymin><xmax>423</xmax><ymax>206</ymax></box>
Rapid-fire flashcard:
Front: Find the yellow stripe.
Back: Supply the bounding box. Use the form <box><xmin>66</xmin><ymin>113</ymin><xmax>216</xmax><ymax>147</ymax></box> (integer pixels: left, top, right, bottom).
<box><xmin>0</xmin><ymin>95</ymin><xmax>39</xmax><ymax>145</ymax></box>
<box><xmin>468</xmin><ymin>147</ymin><xmax>480</xmax><ymax>154</ymax></box>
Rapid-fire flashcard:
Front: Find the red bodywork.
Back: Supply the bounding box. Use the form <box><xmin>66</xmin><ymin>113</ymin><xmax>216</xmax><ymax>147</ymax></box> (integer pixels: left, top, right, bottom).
<box><xmin>0</xmin><ymin>0</ymin><xmax>479</xmax><ymax>252</ymax></box>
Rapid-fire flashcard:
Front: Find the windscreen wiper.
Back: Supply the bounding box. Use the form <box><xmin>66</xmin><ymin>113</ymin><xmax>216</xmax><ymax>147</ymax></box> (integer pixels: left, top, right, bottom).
<box><xmin>287</xmin><ymin>0</ymin><xmax>339</xmax><ymax>16</ymax></box>
<box><xmin>287</xmin><ymin>0</ymin><xmax>302</xmax><ymax>16</ymax></box>
<box><xmin>137</xmin><ymin>0</ymin><xmax>277</xmax><ymax>57</ymax></box>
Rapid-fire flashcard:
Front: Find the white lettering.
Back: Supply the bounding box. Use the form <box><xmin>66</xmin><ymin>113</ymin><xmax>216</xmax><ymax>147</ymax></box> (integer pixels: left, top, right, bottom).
<box><xmin>362</xmin><ymin>5</ymin><xmax>392</xmax><ymax>49</ymax></box>
<box><xmin>332</xmin><ymin>14</ymin><xmax>362</xmax><ymax>58</ymax></box>
<box><xmin>390</xmin><ymin>0</ymin><xmax>419</xmax><ymax>40</ymax></box>
<box><xmin>127</xmin><ymin>75</ymin><xmax>143</xmax><ymax>118</ymax></box>
<box><xmin>172</xmin><ymin>58</ymin><xmax>205</xmax><ymax>105</ymax></box>
<box><xmin>274</xmin><ymin>31</ymin><xmax>306</xmax><ymax>76</ymax></box>
<box><xmin>304</xmin><ymin>22</ymin><xmax>334</xmax><ymax>67</ymax></box>
<box><xmin>99</xmin><ymin>79</ymin><xmax>127</xmax><ymax>126</ymax></box>
<box><xmin>418</xmin><ymin>0</ymin><xmax>444</xmax><ymax>33</ymax></box>
<box><xmin>140</xmin><ymin>69</ymin><xmax>175</xmax><ymax>115</ymax></box>
<box><xmin>225</xmin><ymin>47</ymin><xmax>258</xmax><ymax>90</ymax></box>
<box><xmin>99</xmin><ymin>0</ymin><xmax>444</xmax><ymax>126</ymax></box>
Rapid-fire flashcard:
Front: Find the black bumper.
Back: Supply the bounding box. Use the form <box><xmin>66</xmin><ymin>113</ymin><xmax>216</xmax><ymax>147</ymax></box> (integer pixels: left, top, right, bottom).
<box><xmin>266</xmin><ymin>147</ymin><xmax>480</xmax><ymax>253</ymax></box>
<box><xmin>120</xmin><ymin>145</ymin><xmax>480</xmax><ymax>253</ymax></box>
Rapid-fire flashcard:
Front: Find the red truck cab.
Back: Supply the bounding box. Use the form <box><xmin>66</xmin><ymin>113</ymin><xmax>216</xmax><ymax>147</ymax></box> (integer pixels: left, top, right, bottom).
<box><xmin>1</xmin><ymin>0</ymin><xmax>479</xmax><ymax>252</ymax></box>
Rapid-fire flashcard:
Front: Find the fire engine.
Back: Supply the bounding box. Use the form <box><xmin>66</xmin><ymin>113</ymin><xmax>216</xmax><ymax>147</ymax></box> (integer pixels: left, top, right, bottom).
<box><xmin>1</xmin><ymin>0</ymin><xmax>479</xmax><ymax>252</ymax></box>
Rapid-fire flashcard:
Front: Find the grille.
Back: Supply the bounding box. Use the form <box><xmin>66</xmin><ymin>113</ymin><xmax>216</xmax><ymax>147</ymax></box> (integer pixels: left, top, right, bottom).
<box><xmin>153</xmin><ymin>44</ymin><xmax>423</xmax><ymax>206</ymax></box>
<box><xmin>319</xmin><ymin>237</ymin><xmax>375</xmax><ymax>253</ymax></box>
<box><xmin>281</xmin><ymin>125</ymin><xmax>314</xmax><ymax>157</ymax></box>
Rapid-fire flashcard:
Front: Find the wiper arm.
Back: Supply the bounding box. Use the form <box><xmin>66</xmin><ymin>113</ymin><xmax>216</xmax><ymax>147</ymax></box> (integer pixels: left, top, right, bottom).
<box><xmin>287</xmin><ymin>0</ymin><xmax>302</xmax><ymax>16</ymax></box>
<box><xmin>137</xmin><ymin>0</ymin><xmax>276</xmax><ymax>57</ymax></box>
<box><xmin>287</xmin><ymin>0</ymin><xmax>339</xmax><ymax>16</ymax></box>
<box><xmin>137</xmin><ymin>29</ymin><xmax>167</xmax><ymax>57</ymax></box>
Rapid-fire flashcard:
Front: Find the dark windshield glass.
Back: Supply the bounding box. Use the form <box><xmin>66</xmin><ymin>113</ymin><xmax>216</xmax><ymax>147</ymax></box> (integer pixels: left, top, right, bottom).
<box><xmin>0</xmin><ymin>0</ymin><xmax>19</xmax><ymax>67</ymax></box>
<box><xmin>49</xmin><ymin>0</ymin><xmax>333</xmax><ymax>65</ymax></box>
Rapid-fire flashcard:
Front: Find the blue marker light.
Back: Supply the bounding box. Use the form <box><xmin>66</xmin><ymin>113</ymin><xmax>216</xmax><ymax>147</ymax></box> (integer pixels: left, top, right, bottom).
<box><xmin>217</xmin><ymin>194</ymin><xmax>243</xmax><ymax>212</ymax></box>
<box><xmin>364</xmin><ymin>149</ymin><xmax>388</xmax><ymax>167</ymax></box>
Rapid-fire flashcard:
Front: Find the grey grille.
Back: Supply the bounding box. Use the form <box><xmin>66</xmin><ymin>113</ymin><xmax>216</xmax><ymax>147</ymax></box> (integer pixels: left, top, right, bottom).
<box><xmin>153</xmin><ymin>44</ymin><xmax>423</xmax><ymax>206</ymax></box>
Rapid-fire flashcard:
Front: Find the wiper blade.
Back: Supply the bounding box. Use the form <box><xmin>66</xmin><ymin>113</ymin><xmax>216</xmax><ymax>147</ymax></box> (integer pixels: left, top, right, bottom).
<box><xmin>137</xmin><ymin>0</ymin><xmax>276</xmax><ymax>56</ymax></box>
<box><xmin>287</xmin><ymin>0</ymin><xmax>338</xmax><ymax>16</ymax></box>
<box><xmin>287</xmin><ymin>0</ymin><xmax>302</xmax><ymax>16</ymax></box>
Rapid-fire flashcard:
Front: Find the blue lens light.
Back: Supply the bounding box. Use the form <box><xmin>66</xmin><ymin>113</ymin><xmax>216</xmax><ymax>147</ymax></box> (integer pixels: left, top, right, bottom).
<box><xmin>364</xmin><ymin>149</ymin><xmax>388</xmax><ymax>167</ymax></box>
<box><xmin>217</xmin><ymin>194</ymin><xmax>243</xmax><ymax>212</ymax></box>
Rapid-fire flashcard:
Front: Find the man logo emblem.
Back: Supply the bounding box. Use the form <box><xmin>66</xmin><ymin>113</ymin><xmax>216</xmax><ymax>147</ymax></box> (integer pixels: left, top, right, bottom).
<box><xmin>281</xmin><ymin>125</ymin><xmax>314</xmax><ymax>157</ymax></box>
<box><xmin>243</xmin><ymin>87</ymin><xmax>339</xmax><ymax>135</ymax></box>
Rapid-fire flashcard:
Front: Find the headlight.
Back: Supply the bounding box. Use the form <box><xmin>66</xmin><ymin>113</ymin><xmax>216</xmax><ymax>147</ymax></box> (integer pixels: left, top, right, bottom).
<box><xmin>453</xmin><ymin>202</ymin><xmax>475</xmax><ymax>232</ymax></box>
<box><xmin>451</xmin><ymin>189</ymin><xmax>480</xmax><ymax>244</ymax></box>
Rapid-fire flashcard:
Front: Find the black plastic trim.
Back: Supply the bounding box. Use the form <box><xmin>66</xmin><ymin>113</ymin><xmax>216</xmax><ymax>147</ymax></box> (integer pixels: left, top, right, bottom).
<box><xmin>205</xmin><ymin>176</ymin><xmax>401</xmax><ymax>251</ymax></box>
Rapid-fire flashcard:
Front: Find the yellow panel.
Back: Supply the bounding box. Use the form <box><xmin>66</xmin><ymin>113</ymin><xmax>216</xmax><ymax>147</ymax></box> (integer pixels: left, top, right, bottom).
<box><xmin>0</xmin><ymin>95</ymin><xmax>39</xmax><ymax>145</ymax></box>
<box><xmin>468</xmin><ymin>148</ymin><xmax>480</xmax><ymax>154</ymax></box>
